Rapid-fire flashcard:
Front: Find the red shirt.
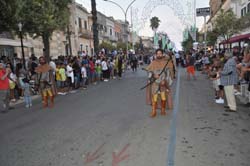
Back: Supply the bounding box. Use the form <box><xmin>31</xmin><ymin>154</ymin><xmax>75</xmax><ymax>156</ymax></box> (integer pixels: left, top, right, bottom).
<box><xmin>89</xmin><ymin>61</ymin><xmax>95</xmax><ymax>73</ymax></box>
<box><xmin>0</xmin><ymin>69</ymin><xmax>9</xmax><ymax>90</ymax></box>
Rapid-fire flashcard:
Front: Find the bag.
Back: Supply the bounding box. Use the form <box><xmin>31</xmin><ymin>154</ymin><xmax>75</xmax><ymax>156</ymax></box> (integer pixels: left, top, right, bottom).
<box><xmin>9</xmin><ymin>80</ymin><xmax>16</xmax><ymax>89</ymax></box>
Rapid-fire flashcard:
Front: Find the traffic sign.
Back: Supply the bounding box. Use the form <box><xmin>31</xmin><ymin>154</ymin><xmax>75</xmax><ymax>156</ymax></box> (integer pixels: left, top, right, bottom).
<box><xmin>196</xmin><ymin>7</ymin><xmax>210</xmax><ymax>17</ymax></box>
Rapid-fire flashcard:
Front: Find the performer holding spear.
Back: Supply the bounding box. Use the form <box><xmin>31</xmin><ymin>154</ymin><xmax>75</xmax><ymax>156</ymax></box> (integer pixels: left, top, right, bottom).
<box><xmin>142</xmin><ymin>48</ymin><xmax>171</xmax><ymax>118</ymax></box>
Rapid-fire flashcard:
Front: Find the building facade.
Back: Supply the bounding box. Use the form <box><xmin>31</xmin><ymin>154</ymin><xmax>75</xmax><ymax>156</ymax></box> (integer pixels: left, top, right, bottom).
<box><xmin>0</xmin><ymin>1</ymin><xmax>139</xmax><ymax>60</ymax></box>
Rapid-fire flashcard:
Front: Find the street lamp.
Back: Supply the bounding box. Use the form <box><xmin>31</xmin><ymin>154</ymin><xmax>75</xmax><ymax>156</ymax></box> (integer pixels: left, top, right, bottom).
<box><xmin>103</xmin><ymin>0</ymin><xmax>137</xmax><ymax>56</ymax></box>
<box><xmin>18</xmin><ymin>22</ymin><xmax>26</xmax><ymax>70</ymax></box>
<box><xmin>63</xmin><ymin>40</ymin><xmax>68</xmax><ymax>56</ymax></box>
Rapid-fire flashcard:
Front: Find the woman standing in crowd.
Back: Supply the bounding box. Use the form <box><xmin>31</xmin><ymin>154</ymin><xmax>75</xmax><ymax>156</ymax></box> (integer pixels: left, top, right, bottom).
<box><xmin>101</xmin><ymin>58</ymin><xmax>109</xmax><ymax>82</ymax></box>
<box><xmin>117</xmin><ymin>54</ymin><xmax>123</xmax><ymax>79</ymax></box>
<box><xmin>81</xmin><ymin>63</ymin><xmax>88</xmax><ymax>89</ymax></box>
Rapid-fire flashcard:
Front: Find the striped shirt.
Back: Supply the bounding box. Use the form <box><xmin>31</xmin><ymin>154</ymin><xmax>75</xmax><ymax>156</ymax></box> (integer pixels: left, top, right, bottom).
<box><xmin>220</xmin><ymin>57</ymin><xmax>238</xmax><ymax>86</ymax></box>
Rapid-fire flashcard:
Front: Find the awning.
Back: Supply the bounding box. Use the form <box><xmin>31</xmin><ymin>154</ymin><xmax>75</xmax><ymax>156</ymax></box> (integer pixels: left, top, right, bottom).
<box><xmin>0</xmin><ymin>38</ymin><xmax>33</xmax><ymax>48</ymax></box>
<box><xmin>220</xmin><ymin>33</ymin><xmax>250</xmax><ymax>44</ymax></box>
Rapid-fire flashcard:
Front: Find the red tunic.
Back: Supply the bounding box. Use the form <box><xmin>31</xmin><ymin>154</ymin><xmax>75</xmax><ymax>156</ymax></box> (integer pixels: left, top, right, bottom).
<box><xmin>0</xmin><ymin>69</ymin><xmax>9</xmax><ymax>90</ymax></box>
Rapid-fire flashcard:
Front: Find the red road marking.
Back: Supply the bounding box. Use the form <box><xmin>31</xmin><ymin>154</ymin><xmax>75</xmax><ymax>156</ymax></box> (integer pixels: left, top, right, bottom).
<box><xmin>84</xmin><ymin>143</ymin><xmax>105</xmax><ymax>165</ymax></box>
<box><xmin>112</xmin><ymin>144</ymin><xmax>130</xmax><ymax>166</ymax></box>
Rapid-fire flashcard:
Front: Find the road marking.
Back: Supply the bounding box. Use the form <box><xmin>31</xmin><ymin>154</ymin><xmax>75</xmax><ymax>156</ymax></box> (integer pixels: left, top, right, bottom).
<box><xmin>167</xmin><ymin>69</ymin><xmax>181</xmax><ymax>166</ymax></box>
<box><xmin>84</xmin><ymin>143</ymin><xmax>105</xmax><ymax>165</ymax></box>
<box><xmin>112</xmin><ymin>144</ymin><xmax>130</xmax><ymax>166</ymax></box>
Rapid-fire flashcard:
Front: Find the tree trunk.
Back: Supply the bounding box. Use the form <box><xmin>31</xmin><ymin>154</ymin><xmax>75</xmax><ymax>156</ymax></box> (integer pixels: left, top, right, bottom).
<box><xmin>42</xmin><ymin>32</ymin><xmax>50</xmax><ymax>62</ymax></box>
<box><xmin>91</xmin><ymin>0</ymin><xmax>99</xmax><ymax>55</ymax></box>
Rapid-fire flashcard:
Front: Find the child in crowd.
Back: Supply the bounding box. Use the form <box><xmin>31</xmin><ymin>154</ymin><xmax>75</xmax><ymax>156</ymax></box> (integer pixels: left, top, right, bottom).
<box><xmin>81</xmin><ymin>63</ymin><xmax>87</xmax><ymax>89</ymax></box>
<box><xmin>56</xmin><ymin>64</ymin><xmax>62</xmax><ymax>94</ymax></box>
<box><xmin>22</xmin><ymin>78</ymin><xmax>32</xmax><ymax>108</ymax></box>
<box><xmin>95</xmin><ymin>63</ymin><xmax>102</xmax><ymax>83</ymax></box>
<box><xmin>58</xmin><ymin>63</ymin><xmax>67</xmax><ymax>95</ymax></box>
<box><xmin>210</xmin><ymin>58</ymin><xmax>224</xmax><ymax>104</ymax></box>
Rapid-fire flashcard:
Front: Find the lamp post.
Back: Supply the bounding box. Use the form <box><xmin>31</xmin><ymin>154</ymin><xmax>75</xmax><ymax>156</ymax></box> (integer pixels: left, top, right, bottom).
<box><xmin>18</xmin><ymin>22</ymin><xmax>26</xmax><ymax>70</ymax></box>
<box><xmin>63</xmin><ymin>40</ymin><xmax>68</xmax><ymax>56</ymax></box>
<box><xmin>103</xmin><ymin>0</ymin><xmax>137</xmax><ymax>56</ymax></box>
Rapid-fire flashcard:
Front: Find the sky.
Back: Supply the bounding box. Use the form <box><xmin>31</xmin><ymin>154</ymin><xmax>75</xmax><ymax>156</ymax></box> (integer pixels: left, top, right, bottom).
<box><xmin>76</xmin><ymin>0</ymin><xmax>209</xmax><ymax>50</ymax></box>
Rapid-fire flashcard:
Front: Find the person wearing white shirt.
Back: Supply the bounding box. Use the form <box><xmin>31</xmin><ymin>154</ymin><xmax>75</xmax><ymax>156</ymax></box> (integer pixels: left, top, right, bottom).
<box><xmin>175</xmin><ymin>52</ymin><xmax>180</xmax><ymax>66</ymax></box>
<box><xmin>81</xmin><ymin>64</ymin><xmax>87</xmax><ymax>89</ymax></box>
<box><xmin>49</xmin><ymin>60</ymin><xmax>56</xmax><ymax>75</ymax></box>
<box><xmin>101</xmin><ymin>59</ymin><xmax>109</xmax><ymax>82</ymax></box>
<box><xmin>66</xmin><ymin>63</ymin><xmax>74</xmax><ymax>91</ymax></box>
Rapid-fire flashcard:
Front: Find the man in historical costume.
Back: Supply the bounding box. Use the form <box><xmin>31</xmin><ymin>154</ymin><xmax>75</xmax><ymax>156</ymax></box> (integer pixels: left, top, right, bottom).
<box><xmin>35</xmin><ymin>56</ymin><xmax>56</xmax><ymax>108</ymax></box>
<box><xmin>145</xmin><ymin>49</ymin><xmax>170</xmax><ymax>118</ymax></box>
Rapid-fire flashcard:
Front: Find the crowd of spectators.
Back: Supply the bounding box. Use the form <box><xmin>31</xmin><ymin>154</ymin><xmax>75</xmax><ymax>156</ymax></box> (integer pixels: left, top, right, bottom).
<box><xmin>0</xmin><ymin>50</ymin><xmax>140</xmax><ymax>112</ymax></box>
<box><xmin>181</xmin><ymin>45</ymin><xmax>250</xmax><ymax>112</ymax></box>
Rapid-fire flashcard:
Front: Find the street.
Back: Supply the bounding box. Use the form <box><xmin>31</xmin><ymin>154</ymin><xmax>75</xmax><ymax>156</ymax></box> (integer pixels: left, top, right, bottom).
<box><xmin>0</xmin><ymin>68</ymin><xmax>250</xmax><ymax>166</ymax></box>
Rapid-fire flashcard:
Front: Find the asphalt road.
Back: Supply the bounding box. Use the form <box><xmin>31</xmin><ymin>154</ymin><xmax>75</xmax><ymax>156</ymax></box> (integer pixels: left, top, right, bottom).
<box><xmin>0</xmin><ymin>67</ymin><xmax>249</xmax><ymax>166</ymax></box>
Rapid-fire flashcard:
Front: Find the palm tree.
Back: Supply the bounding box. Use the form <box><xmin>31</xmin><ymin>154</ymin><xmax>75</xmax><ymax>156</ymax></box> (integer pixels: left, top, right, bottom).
<box><xmin>150</xmin><ymin>16</ymin><xmax>160</xmax><ymax>31</ymax></box>
<box><xmin>150</xmin><ymin>16</ymin><xmax>160</xmax><ymax>48</ymax></box>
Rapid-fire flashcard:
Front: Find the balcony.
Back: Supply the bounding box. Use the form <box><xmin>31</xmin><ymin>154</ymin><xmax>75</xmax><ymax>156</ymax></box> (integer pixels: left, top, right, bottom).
<box><xmin>78</xmin><ymin>28</ymin><xmax>93</xmax><ymax>39</ymax></box>
<box><xmin>109</xmin><ymin>36</ymin><xmax>117</xmax><ymax>42</ymax></box>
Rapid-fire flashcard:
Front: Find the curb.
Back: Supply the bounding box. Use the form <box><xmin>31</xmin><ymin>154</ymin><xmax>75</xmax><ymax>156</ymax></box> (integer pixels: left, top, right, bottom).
<box><xmin>10</xmin><ymin>95</ymin><xmax>41</xmax><ymax>107</ymax></box>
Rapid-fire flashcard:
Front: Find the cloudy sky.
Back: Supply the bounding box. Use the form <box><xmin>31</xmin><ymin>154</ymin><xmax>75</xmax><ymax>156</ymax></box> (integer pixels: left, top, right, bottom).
<box><xmin>76</xmin><ymin>0</ymin><xmax>209</xmax><ymax>50</ymax></box>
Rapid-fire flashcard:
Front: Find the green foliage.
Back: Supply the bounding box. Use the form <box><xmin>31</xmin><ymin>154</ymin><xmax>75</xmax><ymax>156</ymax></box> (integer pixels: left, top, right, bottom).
<box><xmin>206</xmin><ymin>29</ymin><xmax>219</xmax><ymax>46</ymax></box>
<box><xmin>213</xmin><ymin>9</ymin><xmax>240</xmax><ymax>40</ymax></box>
<box><xmin>116</xmin><ymin>42</ymin><xmax>127</xmax><ymax>51</ymax></box>
<box><xmin>21</xmin><ymin>0</ymin><xmax>71</xmax><ymax>36</ymax></box>
<box><xmin>182</xmin><ymin>33</ymin><xmax>194</xmax><ymax>52</ymax></box>
<box><xmin>0</xmin><ymin>0</ymin><xmax>71</xmax><ymax>60</ymax></box>
<box><xmin>150</xmin><ymin>16</ymin><xmax>161</xmax><ymax>30</ymax></box>
<box><xmin>99</xmin><ymin>41</ymin><xmax>115</xmax><ymax>51</ymax></box>
<box><xmin>0</xmin><ymin>0</ymin><xmax>24</xmax><ymax>32</ymax></box>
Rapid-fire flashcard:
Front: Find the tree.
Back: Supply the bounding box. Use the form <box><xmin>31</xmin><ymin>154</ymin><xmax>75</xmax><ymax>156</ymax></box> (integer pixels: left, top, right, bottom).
<box><xmin>150</xmin><ymin>16</ymin><xmax>160</xmax><ymax>48</ymax></box>
<box><xmin>22</xmin><ymin>0</ymin><xmax>71</xmax><ymax>61</ymax></box>
<box><xmin>182</xmin><ymin>33</ymin><xmax>194</xmax><ymax>52</ymax></box>
<box><xmin>213</xmin><ymin>9</ymin><xmax>240</xmax><ymax>41</ymax></box>
<box><xmin>0</xmin><ymin>0</ymin><xmax>71</xmax><ymax>61</ymax></box>
<box><xmin>91</xmin><ymin>0</ymin><xmax>99</xmax><ymax>55</ymax></box>
<box><xmin>150</xmin><ymin>16</ymin><xmax>161</xmax><ymax>30</ymax></box>
<box><xmin>116</xmin><ymin>42</ymin><xmax>127</xmax><ymax>51</ymax></box>
<box><xmin>206</xmin><ymin>29</ymin><xmax>219</xmax><ymax>46</ymax></box>
<box><xmin>0</xmin><ymin>0</ymin><xmax>28</xmax><ymax>33</ymax></box>
<box><xmin>99</xmin><ymin>41</ymin><xmax>115</xmax><ymax>52</ymax></box>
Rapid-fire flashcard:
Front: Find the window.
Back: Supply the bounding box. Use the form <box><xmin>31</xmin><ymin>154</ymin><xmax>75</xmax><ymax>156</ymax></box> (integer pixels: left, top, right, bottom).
<box><xmin>84</xmin><ymin>21</ymin><xmax>87</xmax><ymax>30</ymax></box>
<box><xmin>241</xmin><ymin>7</ymin><xmax>247</xmax><ymax>17</ymax></box>
<box><xmin>78</xmin><ymin>18</ymin><xmax>82</xmax><ymax>28</ymax></box>
<box><xmin>110</xmin><ymin>29</ymin><xmax>112</xmax><ymax>36</ymax></box>
<box><xmin>244</xmin><ymin>7</ymin><xmax>247</xmax><ymax>16</ymax></box>
<box><xmin>104</xmin><ymin>26</ymin><xmax>107</xmax><ymax>32</ymax></box>
<box><xmin>248</xmin><ymin>3</ymin><xmax>250</xmax><ymax>13</ymax></box>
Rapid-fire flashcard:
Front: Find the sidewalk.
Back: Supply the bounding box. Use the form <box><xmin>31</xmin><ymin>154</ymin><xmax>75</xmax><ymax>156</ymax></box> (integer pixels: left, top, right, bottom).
<box><xmin>9</xmin><ymin>95</ymin><xmax>41</xmax><ymax>107</ymax></box>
